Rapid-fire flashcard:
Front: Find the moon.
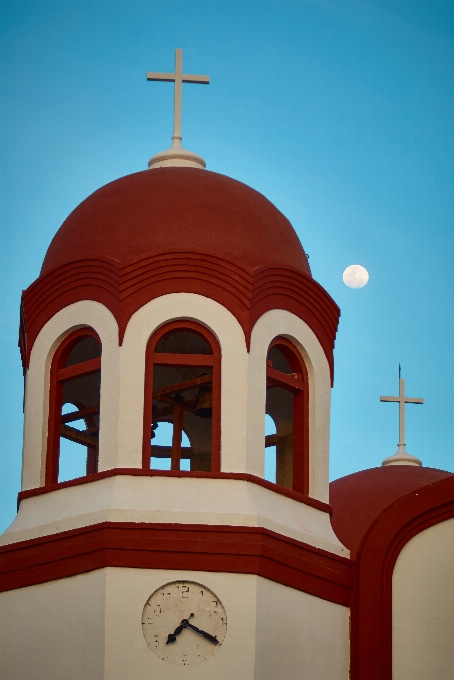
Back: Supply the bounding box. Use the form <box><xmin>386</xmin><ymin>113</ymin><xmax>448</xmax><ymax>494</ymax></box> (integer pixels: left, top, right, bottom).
<box><xmin>343</xmin><ymin>264</ymin><xmax>369</xmax><ymax>288</ymax></box>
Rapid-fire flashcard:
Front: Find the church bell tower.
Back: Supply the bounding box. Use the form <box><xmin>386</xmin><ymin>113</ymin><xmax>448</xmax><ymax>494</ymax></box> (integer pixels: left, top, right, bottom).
<box><xmin>1</xmin><ymin>49</ymin><xmax>351</xmax><ymax>680</ymax></box>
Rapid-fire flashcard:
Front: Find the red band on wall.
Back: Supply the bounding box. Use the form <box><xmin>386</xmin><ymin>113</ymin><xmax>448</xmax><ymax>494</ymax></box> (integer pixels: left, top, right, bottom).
<box><xmin>0</xmin><ymin>522</ymin><xmax>352</xmax><ymax>605</ymax></box>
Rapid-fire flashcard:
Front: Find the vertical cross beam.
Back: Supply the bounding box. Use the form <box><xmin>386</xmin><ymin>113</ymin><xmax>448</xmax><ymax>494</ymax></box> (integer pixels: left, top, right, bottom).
<box><xmin>173</xmin><ymin>48</ymin><xmax>183</xmax><ymax>139</ymax></box>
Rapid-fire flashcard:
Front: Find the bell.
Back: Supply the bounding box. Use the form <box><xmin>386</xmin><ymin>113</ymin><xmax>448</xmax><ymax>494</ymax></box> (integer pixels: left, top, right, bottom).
<box><xmin>193</xmin><ymin>385</ymin><xmax>213</xmax><ymax>418</ymax></box>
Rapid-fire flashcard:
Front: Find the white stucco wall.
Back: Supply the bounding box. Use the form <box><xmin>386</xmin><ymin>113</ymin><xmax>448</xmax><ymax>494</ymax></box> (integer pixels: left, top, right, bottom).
<box><xmin>255</xmin><ymin>576</ymin><xmax>350</xmax><ymax>680</ymax></box>
<box><xmin>392</xmin><ymin>516</ymin><xmax>454</xmax><ymax>680</ymax></box>
<box><xmin>2</xmin><ymin>474</ymin><xmax>347</xmax><ymax>555</ymax></box>
<box><xmin>0</xmin><ymin>568</ymin><xmax>350</xmax><ymax>680</ymax></box>
<box><xmin>0</xmin><ymin>569</ymin><xmax>106</xmax><ymax>680</ymax></box>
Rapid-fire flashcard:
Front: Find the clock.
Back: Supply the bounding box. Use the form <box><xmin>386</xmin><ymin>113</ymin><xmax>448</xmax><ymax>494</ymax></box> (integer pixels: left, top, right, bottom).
<box><xmin>142</xmin><ymin>580</ymin><xmax>227</xmax><ymax>665</ymax></box>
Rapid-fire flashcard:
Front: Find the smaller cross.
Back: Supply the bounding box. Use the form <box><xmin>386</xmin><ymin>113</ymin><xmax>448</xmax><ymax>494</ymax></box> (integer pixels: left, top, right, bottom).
<box><xmin>147</xmin><ymin>48</ymin><xmax>209</xmax><ymax>142</ymax></box>
<box><xmin>380</xmin><ymin>373</ymin><xmax>423</xmax><ymax>466</ymax></box>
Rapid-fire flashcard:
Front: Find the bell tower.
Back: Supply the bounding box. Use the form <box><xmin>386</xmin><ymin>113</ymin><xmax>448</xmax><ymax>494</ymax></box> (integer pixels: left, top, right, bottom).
<box><xmin>1</xmin><ymin>50</ymin><xmax>351</xmax><ymax>680</ymax></box>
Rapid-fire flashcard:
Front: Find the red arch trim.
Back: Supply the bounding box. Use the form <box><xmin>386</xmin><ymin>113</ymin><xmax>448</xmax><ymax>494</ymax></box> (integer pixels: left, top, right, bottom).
<box><xmin>46</xmin><ymin>328</ymin><xmax>101</xmax><ymax>485</ymax></box>
<box><xmin>350</xmin><ymin>475</ymin><xmax>454</xmax><ymax>680</ymax></box>
<box><xmin>268</xmin><ymin>337</ymin><xmax>309</xmax><ymax>495</ymax></box>
<box><xmin>20</xmin><ymin>255</ymin><xmax>340</xmax><ymax>384</ymax></box>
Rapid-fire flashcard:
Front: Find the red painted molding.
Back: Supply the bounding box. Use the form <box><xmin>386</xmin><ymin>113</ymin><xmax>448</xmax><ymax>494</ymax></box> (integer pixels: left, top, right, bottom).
<box><xmin>17</xmin><ymin>468</ymin><xmax>332</xmax><ymax>514</ymax></box>
<box><xmin>20</xmin><ymin>254</ymin><xmax>339</xmax><ymax>383</ymax></box>
<box><xmin>350</xmin><ymin>475</ymin><xmax>454</xmax><ymax>680</ymax></box>
<box><xmin>0</xmin><ymin>522</ymin><xmax>353</xmax><ymax>605</ymax></box>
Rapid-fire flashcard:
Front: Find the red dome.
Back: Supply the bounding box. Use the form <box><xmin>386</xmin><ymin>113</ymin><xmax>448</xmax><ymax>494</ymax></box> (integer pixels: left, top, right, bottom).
<box><xmin>41</xmin><ymin>168</ymin><xmax>311</xmax><ymax>276</ymax></box>
<box><xmin>330</xmin><ymin>466</ymin><xmax>453</xmax><ymax>557</ymax></box>
<box><xmin>23</xmin><ymin>166</ymin><xmax>340</xmax><ymax>375</ymax></box>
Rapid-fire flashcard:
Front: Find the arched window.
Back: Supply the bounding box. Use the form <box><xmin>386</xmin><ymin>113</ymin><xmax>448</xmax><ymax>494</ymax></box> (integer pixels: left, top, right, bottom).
<box><xmin>265</xmin><ymin>337</ymin><xmax>309</xmax><ymax>494</ymax></box>
<box><xmin>46</xmin><ymin>329</ymin><xmax>101</xmax><ymax>485</ymax></box>
<box><xmin>143</xmin><ymin>321</ymin><xmax>221</xmax><ymax>473</ymax></box>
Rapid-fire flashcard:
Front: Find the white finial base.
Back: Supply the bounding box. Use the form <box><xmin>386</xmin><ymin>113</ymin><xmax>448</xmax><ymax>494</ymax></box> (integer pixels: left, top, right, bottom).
<box><xmin>382</xmin><ymin>444</ymin><xmax>422</xmax><ymax>467</ymax></box>
<box><xmin>148</xmin><ymin>136</ymin><xmax>206</xmax><ymax>170</ymax></box>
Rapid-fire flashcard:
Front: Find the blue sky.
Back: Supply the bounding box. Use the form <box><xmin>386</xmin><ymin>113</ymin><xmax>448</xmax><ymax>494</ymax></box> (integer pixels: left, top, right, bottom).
<box><xmin>1</xmin><ymin>1</ymin><xmax>453</xmax><ymax>532</ymax></box>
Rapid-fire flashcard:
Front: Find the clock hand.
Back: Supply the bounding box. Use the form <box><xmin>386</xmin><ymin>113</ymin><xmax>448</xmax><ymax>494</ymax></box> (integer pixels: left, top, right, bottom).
<box><xmin>166</xmin><ymin>623</ymin><xmax>184</xmax><ymax>645</ymax></box>
<box><xmin>166</xmin><ymin>611</ymin><xmax>196</xmax><ymax>644</ymax></box>
<box><xmin>166</xmin><ymin>611</ymin><xmax>195</xmax><ymax>644</ymax></box>
<box><xmin>187</xmin><ymin>622</ymin><xmax>219</xmax><ymax>645</ymax></box>
<box><xmin>181</xmin><ymin>616</ymin><xmax>219</xmax><ymax>645</ymax></box>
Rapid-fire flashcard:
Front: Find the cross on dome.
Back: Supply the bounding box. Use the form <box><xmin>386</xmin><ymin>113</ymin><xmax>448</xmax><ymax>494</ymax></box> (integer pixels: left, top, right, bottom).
<box><xmin>380</xmin><ymin>373</ymin><xmax>424</xmax><ymax>466</ymax></box>
<box><xmin>146</xmin><ymin>48</ymin><xmax>210</xmax><ymax>170</ymax></box>
<box><xmin>147</xmin><ymin>48</ymin><xmax>209</xmax><ymax>141</ymax></box>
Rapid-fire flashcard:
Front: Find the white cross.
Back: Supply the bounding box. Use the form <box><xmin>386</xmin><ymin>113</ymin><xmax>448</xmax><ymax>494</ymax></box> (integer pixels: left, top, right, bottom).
<box><xmin>380</xmin><ymin>377</ymin><xmax>423</xmax><ymax>451</ymax></box>
<box><xmin>147</xmin><ymin>48</ymin><xmax>209</xmax><ymax>142</ymax></box>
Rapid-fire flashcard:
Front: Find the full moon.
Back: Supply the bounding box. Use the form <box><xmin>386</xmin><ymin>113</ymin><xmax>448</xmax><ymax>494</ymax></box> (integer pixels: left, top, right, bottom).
<box><xmin>343</xmin><ymin>264</ymin><xmax>369</xmax><ymax>288</ymax></box>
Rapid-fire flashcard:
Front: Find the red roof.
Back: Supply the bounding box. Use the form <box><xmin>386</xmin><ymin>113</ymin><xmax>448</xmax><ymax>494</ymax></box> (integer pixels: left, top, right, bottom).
<box><xmin>41</xmin><ymin>168</ymin><xmax>311</xmax><ymax>276</ymax></box>
<box><xmin>23</xmin><ymin>166</ymin><xmax>341</xmax><ymax>376</ymax></box>
<box><xmin>330</xmin><ymin>465</ymin><xmax>453</xmax><ymax>557</ymax></box>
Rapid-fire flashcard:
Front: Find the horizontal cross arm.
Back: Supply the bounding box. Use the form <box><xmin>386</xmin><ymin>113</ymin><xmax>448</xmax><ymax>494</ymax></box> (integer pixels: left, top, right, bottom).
<box><xmin>146</xmin><ymin>72</ymin><xmax>176</xmax><ymax>82</ymax></box>
<box><xmin>181</xmin><ymin>74</ymin><xmax>210</xmax><ymax>84</ymax></box>
<box><xmin>380</xmin><ymin>396</ymin><xmax>423</xmax><ymax>404</ymax></box>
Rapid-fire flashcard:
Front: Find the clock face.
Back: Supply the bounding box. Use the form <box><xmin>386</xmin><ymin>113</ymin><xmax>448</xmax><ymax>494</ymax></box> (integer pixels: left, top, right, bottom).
<box><xmin>142</xmin><ymin>580</ymin><xmax>227</xmax><ymax>665</ymax></box>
